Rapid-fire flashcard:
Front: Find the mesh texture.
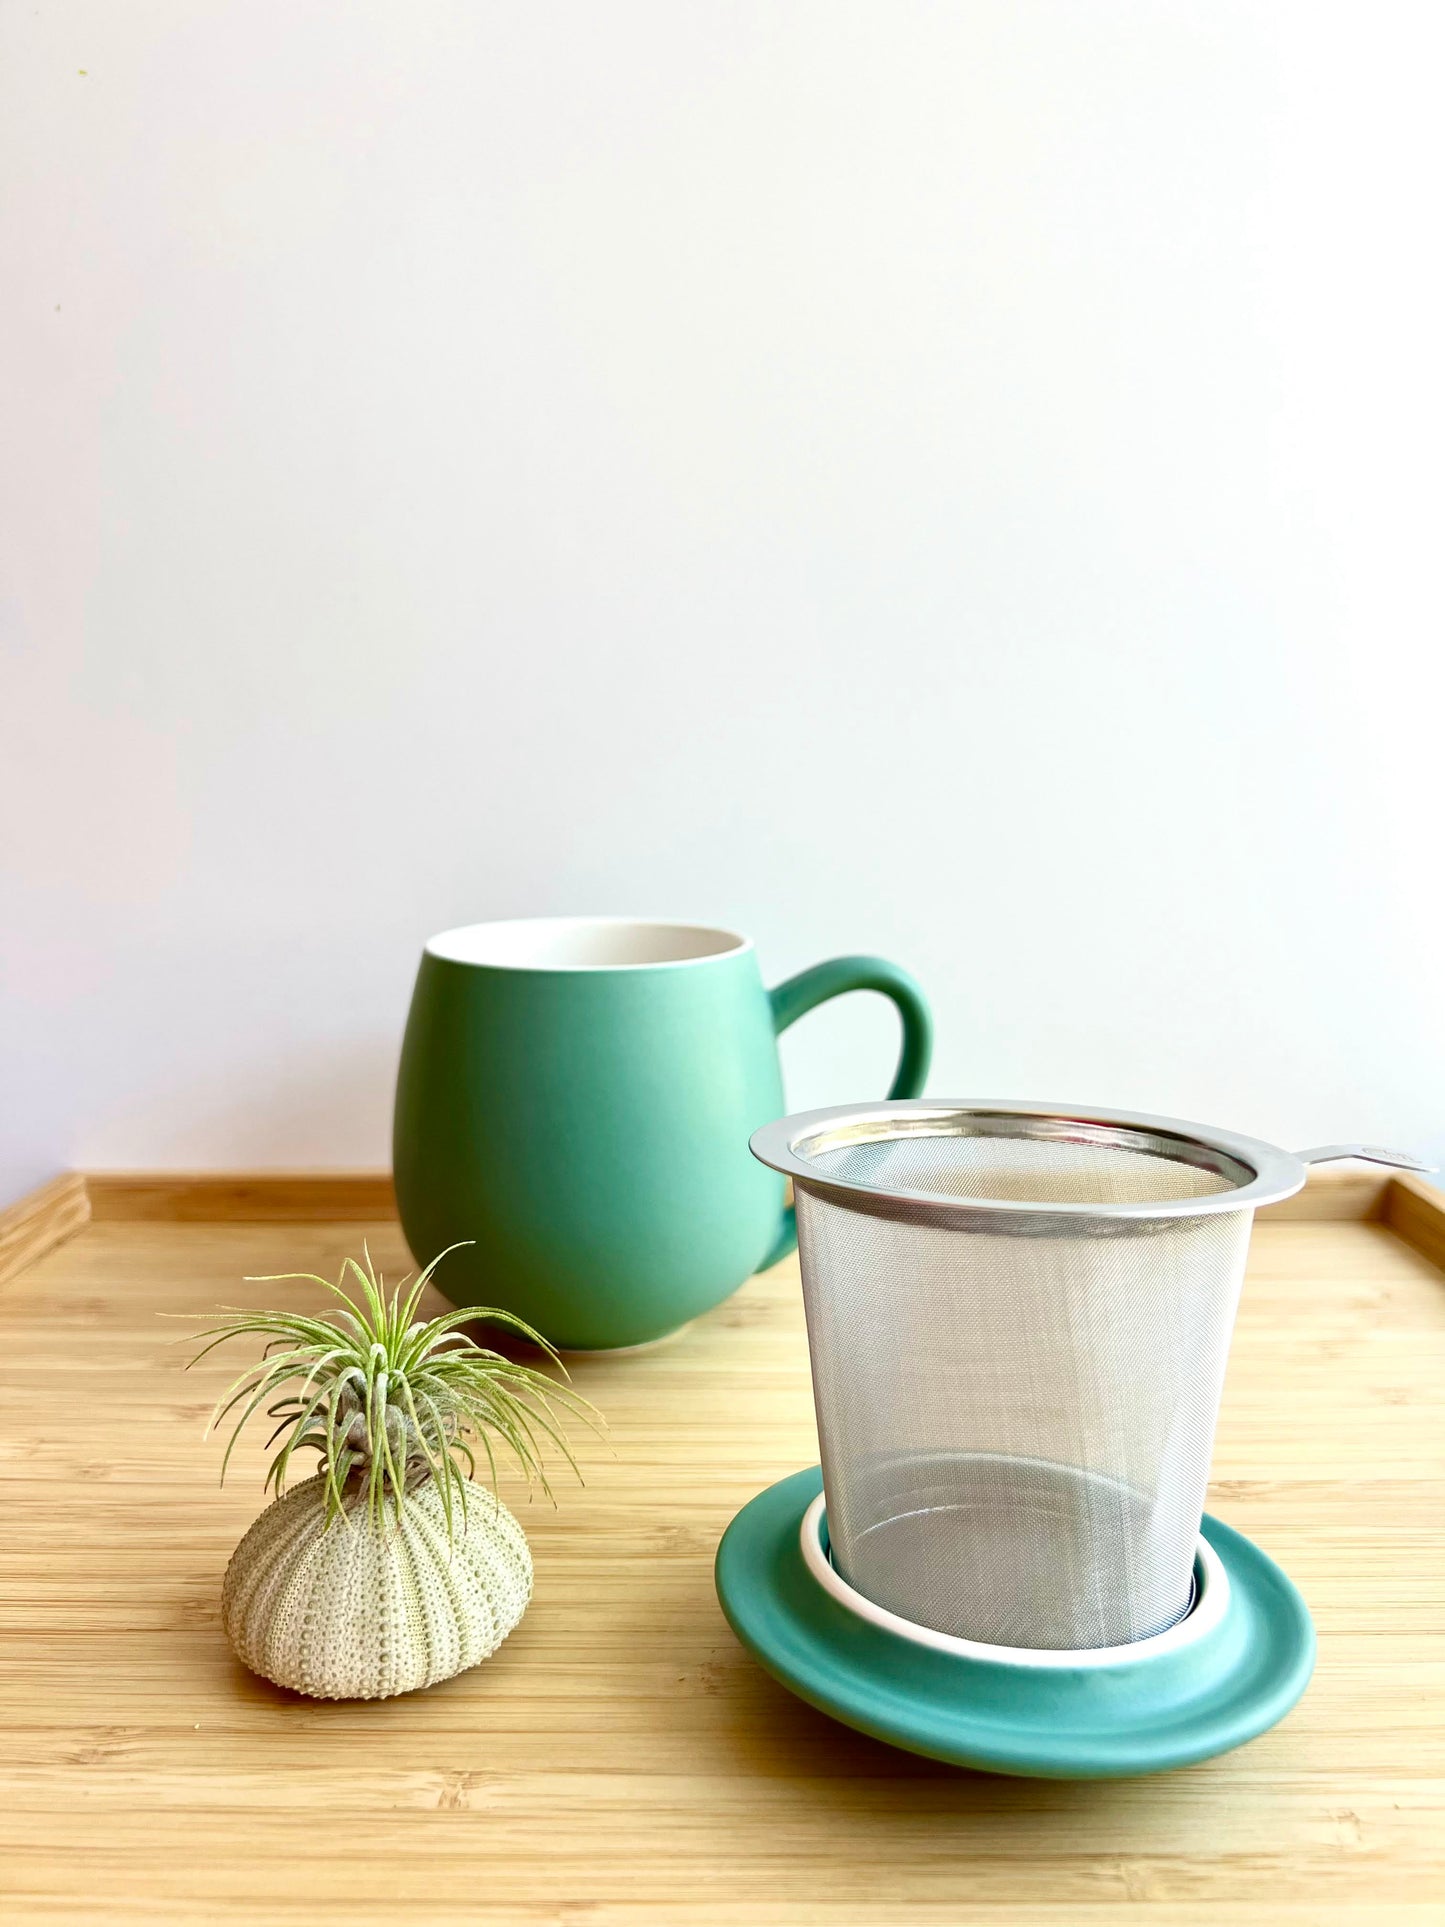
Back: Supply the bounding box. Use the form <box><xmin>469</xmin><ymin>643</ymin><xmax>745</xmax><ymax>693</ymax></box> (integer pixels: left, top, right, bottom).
<box><xmin>796</xmin><ymin>1131</ymin><xmax>1253</xmax><ymax>1649</ymax></box>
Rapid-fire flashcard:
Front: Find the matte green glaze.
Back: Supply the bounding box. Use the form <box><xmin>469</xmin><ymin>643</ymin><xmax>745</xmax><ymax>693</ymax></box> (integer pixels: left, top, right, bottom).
<box><xmin>393</xmin><ymin>934</ymin><xmax>931</xmax><ymax>1350</ymax></box>
<box><xmin>714</xmin><ymin>1467</ymin><xmax>1316</xmax><ymax>1779</ymax></box>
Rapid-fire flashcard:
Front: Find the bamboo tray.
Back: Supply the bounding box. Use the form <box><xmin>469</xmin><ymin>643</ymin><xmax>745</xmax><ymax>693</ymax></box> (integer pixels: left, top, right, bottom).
<box><xmin>1</xmin><ymin>1165</ymin><xmax>1443</xmax><ymax>1925</ymax></box>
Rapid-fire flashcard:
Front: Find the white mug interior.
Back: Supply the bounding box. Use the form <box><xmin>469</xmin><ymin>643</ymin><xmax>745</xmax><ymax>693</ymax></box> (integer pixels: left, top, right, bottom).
<box><xmin>425</xmin><ymin>916</ymin><xmax>749</xmax><ymax>970</ymax></box>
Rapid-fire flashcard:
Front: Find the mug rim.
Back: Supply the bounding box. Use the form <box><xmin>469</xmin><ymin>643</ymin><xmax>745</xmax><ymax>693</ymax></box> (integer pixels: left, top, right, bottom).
<box><xmin>424</xmin><ymin>915</ymin><xmax>752</xmax><ymax>972</ymax></box>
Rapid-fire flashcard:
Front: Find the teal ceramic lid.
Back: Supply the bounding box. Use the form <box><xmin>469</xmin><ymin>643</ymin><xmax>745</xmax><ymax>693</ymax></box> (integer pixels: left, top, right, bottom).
<box><xmin>715</xmin><ymin>1467</ymin><xmax>1315</xmax><ymax>1780</ymax></box>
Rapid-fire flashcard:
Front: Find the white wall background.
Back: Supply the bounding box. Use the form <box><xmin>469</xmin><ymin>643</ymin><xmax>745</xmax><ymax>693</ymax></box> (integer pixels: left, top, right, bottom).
<box><xmin>3</xmin><ymin>2</ymin><xmax>1442</xmax><ymax>1205</ymax></box>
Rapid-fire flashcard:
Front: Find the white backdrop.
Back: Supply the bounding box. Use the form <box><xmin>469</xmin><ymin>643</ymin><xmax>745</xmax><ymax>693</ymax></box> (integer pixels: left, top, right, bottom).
<box><xmin>3</xmin><ymin>2</ymin><xmax>1442</xmax><ymax>1204</ymax></box>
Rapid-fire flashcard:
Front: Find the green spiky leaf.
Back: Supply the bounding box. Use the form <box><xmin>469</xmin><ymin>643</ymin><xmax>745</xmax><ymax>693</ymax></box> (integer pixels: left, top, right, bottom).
<box><xmin>184</xmin><ymin>1243</ymin><xmax>602</xmax><ymax>1537</ymax></box>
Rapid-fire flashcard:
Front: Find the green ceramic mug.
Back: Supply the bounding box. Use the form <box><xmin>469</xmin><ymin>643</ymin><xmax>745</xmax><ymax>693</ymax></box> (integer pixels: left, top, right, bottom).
<box><xmin>392</xmin><ymin>917</ymin><xmax>932</xmax><ymax>1350</ymax></box>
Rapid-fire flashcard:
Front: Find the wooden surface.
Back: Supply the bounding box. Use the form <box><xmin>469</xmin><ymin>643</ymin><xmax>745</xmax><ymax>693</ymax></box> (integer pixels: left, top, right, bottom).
<box><xmin>0</xmin><ymin>1173</ymin><xmax>89</xmax><ymax>1287</ymax></box>
<box><xmin>2</xmin><ymin>1203</ymin><xmax>1444</xmax><ymax>1924</ymax></box>
<box><xmin>84</xmin><ymin>1171</ymin><xmax>397</xmax><ymax>1222</ymax></box>
<box><xmin>6</xmin><ymin>1160</ymin><xmax>1401</xmax><ymax>1236</ymax></box>
<box><xmin>1388</xmin><ymin>1172</ymin><xmax>1445</xmax><ymax>1277</ymax></box>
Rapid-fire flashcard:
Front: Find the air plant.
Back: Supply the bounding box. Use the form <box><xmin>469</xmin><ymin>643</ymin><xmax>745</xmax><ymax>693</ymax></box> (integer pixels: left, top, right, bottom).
<box><xmin>188</xmin><ymin>1242</ymin><xmax>602</xmax><ymax>1540</ymax></box>
<box><xmin>187</xmin><ymin>1244</ymin><xmax>602</xmax><ymax>1701</ymax></box>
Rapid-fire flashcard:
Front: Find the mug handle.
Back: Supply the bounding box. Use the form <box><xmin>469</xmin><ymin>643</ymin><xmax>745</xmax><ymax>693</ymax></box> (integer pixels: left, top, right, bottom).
<box><xmin>756</xmin><ymin>955</ymin><xmax>934</xmax><ymax>1271</ymax></box>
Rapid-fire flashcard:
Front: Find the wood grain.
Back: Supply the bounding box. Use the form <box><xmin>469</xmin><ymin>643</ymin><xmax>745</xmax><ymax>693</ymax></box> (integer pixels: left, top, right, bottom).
<box><xmin>1387</xmin><ymin>1172</ymin><xmax>1445</xmax><ymax>1276</ymax></box>
<box><xmin>84</xmin><ymin>1171</ymin><xmax>396</xmax><ymax>1223</ymax></box>
<box><xmin>0</xmin><ymin>1173</ymin><xmax>90</xmax><ymax>1286</ymax></box>
<box><xmin>0</xmin><ymin>1156</ymin><xmax>1428</xmax><ymax>1241</ymax></box>
<box><xmin>1257</xmin><ymin>1165</ymin><xmax>1393</xmax><ymax>1223</ymax></box>
<box><xmin>0</xmin><ymin>1206</ymin><xmax>1442</xmax><ymax>1923</ymax></box>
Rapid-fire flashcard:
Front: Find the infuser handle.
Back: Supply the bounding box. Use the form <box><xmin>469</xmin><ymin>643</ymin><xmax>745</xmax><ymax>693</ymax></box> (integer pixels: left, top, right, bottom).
<box><xmin>1294</xmin><ymin>1144</ymin><xmax>1434</xmax><ymax>1172</ymax></box>
<box><xmin>756</xmin><ymin>955</ymin><xmax>933</xmax><ymax>1270</ymax></box>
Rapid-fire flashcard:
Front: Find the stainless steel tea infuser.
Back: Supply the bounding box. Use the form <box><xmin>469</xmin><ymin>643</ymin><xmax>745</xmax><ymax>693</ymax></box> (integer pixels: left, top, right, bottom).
<box><xmin>751</xmin><ymin>1101</ymin><xmax>1424</xmax><ymax>1651</ymax></box>
<box><xmin>717</xmin><ymin>1100</ymin><xmax>1426</xmax><ymax>1774</ymax></box>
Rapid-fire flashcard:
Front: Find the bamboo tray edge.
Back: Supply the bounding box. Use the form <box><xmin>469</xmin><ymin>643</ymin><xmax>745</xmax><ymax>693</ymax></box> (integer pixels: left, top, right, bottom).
<box><xmin>3</xmin><ymin>1164</ymin><xmax>1442</xmax><ymax>1292</ymax></box>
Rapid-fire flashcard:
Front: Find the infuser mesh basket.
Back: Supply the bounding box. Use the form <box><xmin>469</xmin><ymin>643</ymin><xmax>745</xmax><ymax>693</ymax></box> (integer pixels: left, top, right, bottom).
<box><xmin>775</xmin><ymin>1107</ymin><xmax>1272</xmax><ymax>1651</ymax></box>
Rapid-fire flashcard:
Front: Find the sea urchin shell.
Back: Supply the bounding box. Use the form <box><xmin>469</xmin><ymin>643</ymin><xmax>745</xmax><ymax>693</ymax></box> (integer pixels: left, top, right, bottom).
<box><xmin>221</xmin><ymin>1472</ymin><xmax>532</xmax><ymax>1700</ymax></box>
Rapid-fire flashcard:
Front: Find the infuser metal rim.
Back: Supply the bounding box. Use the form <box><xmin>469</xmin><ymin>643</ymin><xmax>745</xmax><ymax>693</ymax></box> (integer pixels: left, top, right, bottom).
<box><xmin>750</xmin><ymin>1098</ymin><xmax>1308</xmax><ymax>1221</ymax></box>
<box><xmin>799</xmin><ymin>1492</ymin><xmax>1231</xmax><ymax>1669</ymax></box>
